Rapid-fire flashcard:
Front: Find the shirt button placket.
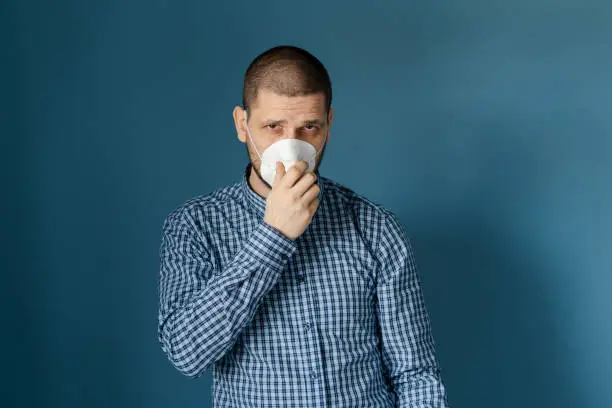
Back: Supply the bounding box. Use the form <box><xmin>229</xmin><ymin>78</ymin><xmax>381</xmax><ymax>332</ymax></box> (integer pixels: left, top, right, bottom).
<box><xmin>304</xmin><ymin>320</ymin><xmax>321</xmax><ymax>383</ymax></box>
<box><xmin>294</xmin><ymin>251</ymin><xmax>323</xmax><ymax>398</ymax></box>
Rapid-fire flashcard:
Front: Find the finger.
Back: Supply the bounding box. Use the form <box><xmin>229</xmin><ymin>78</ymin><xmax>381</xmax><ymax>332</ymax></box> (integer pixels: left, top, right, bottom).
<box><xmin>307</xmin><ymin>197</ymin><xmax>319</xmax><ymax>215</ymax></box>
<box><xmin>281</xmin><ymin>160</ymin><xmax>308</xmax><ymax>189</ymax></box>
<box><xmin>292</xmin><ymin>171</ymin><xmax>317</xmax><ymax>198</ymax></box>
<box><xmin>299</xmin><ymin>182</ymin><xmax>320</xmax><ymax>204</ymax></box>
<box><xmin>272</xmin><ymin>161</ymin><xmax>285</xmax><ymax>188</ymax></box>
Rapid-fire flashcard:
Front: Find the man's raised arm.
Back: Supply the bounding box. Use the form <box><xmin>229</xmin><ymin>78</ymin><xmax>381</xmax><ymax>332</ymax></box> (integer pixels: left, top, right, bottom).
<box><xmin>157</xmin><ymin>207</ymin><xmax>297</xmax><ymax>378</ymax></box>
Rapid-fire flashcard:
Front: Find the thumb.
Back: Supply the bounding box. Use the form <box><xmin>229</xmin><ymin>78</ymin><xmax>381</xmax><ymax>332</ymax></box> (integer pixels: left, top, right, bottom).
<box><xmin>272</xmin><ymin>161</ymin><xmax>285</xmax><ymax>188</ymax></box>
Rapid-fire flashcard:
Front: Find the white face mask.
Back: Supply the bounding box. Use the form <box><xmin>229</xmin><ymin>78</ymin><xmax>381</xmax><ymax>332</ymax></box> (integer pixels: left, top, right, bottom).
<box><xmin>244</xmin><ymin>111</ymin><xmax>327</xmax><ymax>186</ymax></box>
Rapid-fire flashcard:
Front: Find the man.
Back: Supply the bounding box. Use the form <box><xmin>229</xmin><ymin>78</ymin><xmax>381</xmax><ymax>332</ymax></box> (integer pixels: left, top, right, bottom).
<box><xmin>158</xmin><ymin>45</ymin><xmax>450</xmax><ymax>407</ymax></box>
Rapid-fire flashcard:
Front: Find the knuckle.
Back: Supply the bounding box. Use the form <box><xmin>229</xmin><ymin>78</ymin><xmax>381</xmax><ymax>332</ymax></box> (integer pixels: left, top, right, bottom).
<box><xmin>290</xmin><ymin>191</ymin><xmax>301</xmax><ymax>203</ymax></box>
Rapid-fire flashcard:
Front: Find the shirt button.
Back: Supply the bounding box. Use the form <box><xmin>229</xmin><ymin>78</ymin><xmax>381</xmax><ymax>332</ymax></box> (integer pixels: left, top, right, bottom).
<box><xmin>296</xmin><ymin>274</ymin><xmax>305</xmax><ymax>282</ymax></box>
<box><xmin>303</xmin><ymin>322</ymin><xmax>312</xmax><ymax>331</ymax></box>
<box><xmin>310</xmin><ymin>371</ymin><xmax>319</xmax><ymax>379</ymax></box>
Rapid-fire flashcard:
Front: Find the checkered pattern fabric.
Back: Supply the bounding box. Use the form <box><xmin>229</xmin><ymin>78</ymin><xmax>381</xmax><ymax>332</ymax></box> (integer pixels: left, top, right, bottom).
<box><xmin>158</xmin><ymin>162</ymin><xmax>449</xmax><ymax>407</ymax></box>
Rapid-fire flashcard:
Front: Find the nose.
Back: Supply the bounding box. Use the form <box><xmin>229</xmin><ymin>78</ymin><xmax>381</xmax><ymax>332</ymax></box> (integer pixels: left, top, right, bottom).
<box><xmin>283</xmin><ymin>128</ymin><xmax>299</xmax><ymax>139</ymax></box>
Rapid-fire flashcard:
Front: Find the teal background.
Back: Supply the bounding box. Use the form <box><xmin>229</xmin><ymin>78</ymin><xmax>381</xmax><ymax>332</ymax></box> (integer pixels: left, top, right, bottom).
<box><xmin>3</xmin><ymin>0</ymin><xmax>611</xmax><ymax>407</ymax></box>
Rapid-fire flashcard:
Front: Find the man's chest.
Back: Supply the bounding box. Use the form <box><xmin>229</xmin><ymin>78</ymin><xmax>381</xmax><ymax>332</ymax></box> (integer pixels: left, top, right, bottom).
<box><xmin>222</xmin><ymin>217</ymin><xmax>380</xmax><ymax>355</ymax></box>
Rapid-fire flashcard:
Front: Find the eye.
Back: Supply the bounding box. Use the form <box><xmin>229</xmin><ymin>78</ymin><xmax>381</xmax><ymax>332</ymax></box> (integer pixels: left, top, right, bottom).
<box><xmin>304</xmin><ymin>124</ymin><xmax>318</xmax><ymax>131</ymax></box>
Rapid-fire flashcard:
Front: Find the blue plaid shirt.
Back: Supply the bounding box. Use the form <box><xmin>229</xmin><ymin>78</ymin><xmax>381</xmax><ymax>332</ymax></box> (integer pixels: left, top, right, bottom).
<box><xmin>158</xmin><ymin>163</ymin><xmax>449</xmax><ymax>407</ymax></box>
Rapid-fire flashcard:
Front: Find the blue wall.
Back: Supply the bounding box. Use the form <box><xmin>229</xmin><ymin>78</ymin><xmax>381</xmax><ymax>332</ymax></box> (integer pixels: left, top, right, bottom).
<box><xmin>3</xmin><ymin>1</ymin><xmax>611</xmax><ymax>407</ymax></box>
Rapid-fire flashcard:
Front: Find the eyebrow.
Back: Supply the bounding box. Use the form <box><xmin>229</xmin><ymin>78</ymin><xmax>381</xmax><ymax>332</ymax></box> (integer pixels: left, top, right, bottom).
<box><xmin>262</xmin><ymin>118</ymin><xmax>325</xmax><ymax>126</ymax></box>
<box><xmin>302</xmin><ymin>119</ymin><xmax>326</xmax><ymax>126</ymax></box>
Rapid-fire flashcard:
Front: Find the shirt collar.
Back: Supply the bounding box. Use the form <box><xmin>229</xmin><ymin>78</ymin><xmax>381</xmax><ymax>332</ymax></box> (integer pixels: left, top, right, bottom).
<box><xmin>240</xmin><ymin>162</ymin><xmax>326</xmax><ymax>220</ymax></box>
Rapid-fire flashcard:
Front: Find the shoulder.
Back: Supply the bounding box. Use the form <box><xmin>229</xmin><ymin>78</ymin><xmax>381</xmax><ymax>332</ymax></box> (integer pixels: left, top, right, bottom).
<box><xmin>320</xmin><ymin>175</ymin><xmax>401</xmax><ymax>250</ymax></box>
<box><xmin>162</xmin><ymin>182</ymin><xmax>242</xmax><ymax>231</ymax></box>
<box><xmin>320</xmin><ymin>175</ymin><xmax>398</xmax><ymax>222</ymax></box>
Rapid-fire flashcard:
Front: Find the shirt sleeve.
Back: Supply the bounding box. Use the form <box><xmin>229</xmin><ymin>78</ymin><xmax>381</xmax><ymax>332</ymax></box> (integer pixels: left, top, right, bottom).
<box><xmin>157</xmin><ymin>207</ymin><xmax>298</xmax><ymax>378</ymax></box>
<box><xmin>375</xmin><ymin>209</ymin><xmax>450</xmax><ymax>407</ymax></box>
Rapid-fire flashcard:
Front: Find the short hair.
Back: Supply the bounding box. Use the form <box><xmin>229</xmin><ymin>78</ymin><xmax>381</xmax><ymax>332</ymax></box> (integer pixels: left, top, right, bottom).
<box><xmin>242</xmin><ymin>45</ymin><xmax>332</xmax><ymax>114</ymax></box>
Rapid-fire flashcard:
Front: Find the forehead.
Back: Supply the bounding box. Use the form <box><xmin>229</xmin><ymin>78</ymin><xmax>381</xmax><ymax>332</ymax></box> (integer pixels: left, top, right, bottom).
<box><xmin>250</xmin><ymin>89</ymin><xmax>327</xmax><ymax>119</ymax></box>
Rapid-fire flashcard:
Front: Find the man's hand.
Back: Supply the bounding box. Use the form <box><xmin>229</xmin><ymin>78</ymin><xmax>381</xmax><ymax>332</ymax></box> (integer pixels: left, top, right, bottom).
<box><xmin>263</xmin><ymin>160</ymin><xmax>320</xmax><ymax>240</ymax></box>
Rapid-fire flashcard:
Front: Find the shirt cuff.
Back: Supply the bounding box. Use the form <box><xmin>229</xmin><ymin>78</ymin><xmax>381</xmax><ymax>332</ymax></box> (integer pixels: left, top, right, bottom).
<box><xmin>232</xmin><ymin>220</ymin><xmax>299</xmax><ymax>272</ymax></box>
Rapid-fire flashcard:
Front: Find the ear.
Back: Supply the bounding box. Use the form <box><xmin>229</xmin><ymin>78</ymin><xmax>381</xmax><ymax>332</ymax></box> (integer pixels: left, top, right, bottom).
<box><xmin>326</xmin><ymin>107</ymin><xmax>334</xmax><ymax>142</ymax></box>
<box><xmin>233</xmin><ymin>106</ymin><xmax>247</xmax><ymax>143</ymax></box>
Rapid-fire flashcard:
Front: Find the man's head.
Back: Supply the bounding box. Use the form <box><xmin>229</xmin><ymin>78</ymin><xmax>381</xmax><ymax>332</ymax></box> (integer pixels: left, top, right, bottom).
<box><xmin>233</xmin><ymin>45</ymin><xmax>333</xmax><ymax>190</ymax></box>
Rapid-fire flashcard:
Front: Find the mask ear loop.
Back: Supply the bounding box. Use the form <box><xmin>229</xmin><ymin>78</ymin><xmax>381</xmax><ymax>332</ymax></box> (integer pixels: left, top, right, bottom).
<box><xmin>244</xmin><ymin>110</ymin><xmax>264</xmax><ymax>162</ymax></box>
<box><xmin>245</xmin><ymin>110</ymin><xmax>279</xmax><ymax>177</ymax></box>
